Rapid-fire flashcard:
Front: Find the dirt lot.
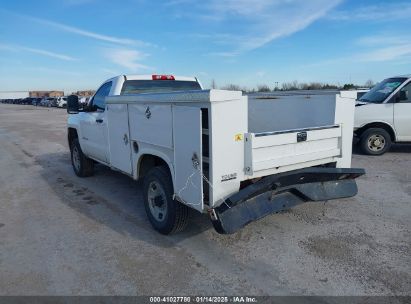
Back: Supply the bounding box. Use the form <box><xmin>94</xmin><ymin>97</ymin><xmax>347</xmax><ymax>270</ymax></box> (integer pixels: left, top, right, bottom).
<box><xmin>0</xmin><ymin>104</ymin><xmax>410</xmax><ymax>296</ymax></box>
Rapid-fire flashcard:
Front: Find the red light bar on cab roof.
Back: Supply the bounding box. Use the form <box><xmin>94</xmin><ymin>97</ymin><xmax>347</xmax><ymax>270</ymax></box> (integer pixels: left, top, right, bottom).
<box><xmin>152</xmin><ymin>75</ymin><xmax>175</xmax><ymax>80</ymax></box>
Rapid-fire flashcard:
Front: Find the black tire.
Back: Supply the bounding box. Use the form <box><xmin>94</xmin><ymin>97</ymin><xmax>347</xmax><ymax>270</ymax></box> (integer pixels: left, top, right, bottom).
<box><xmin>143</xmin><ymin>166</ymin><xmax>189</xmax><ymax>234</ymax></box>
<box><xmin>360</xmin><ymin>128</ymin><xmax>392</xmax><ymax>155</ymax></box>
<box><xmin>70</xmin><ymin>138</ymin><xmax>94</xmax><ymax>177</ymax></box>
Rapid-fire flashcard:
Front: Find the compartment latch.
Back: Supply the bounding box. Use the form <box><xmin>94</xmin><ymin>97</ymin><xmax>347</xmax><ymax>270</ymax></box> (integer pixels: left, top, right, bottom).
<box><xmin>297</xmin><ymin>131</ymin><xmax>307</xmax><ymax>142</ymax></box>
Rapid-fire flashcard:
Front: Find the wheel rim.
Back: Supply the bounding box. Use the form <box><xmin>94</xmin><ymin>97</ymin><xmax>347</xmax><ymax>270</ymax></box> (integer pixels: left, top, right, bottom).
<box><xmin>147</xmin><ymin>181</ymin><xmax>167</xmax><ymax>222</ymax></box>
<box><xmin>72</xmin><ymin>146</ymin><xmax>81</xmax><ymax>171</ymax></box>
<box><xmin>368</xmin><ymin>134</ymin><xmax>386</xmax><ymax>152</ymax></box>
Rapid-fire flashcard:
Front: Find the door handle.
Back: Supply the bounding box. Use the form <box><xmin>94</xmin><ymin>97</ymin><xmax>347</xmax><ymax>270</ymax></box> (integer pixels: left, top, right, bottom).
<box><xmin>96</xmin><ymin>119</ymin><xmax>103</xmax><ymax>123</ymax></box>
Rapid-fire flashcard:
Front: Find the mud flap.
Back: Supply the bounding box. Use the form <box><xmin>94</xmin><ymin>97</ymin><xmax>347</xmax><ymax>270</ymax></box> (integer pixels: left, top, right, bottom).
<box><xmin>211</xmin><ymin>168</ymin><xmax>365</xmax><ymax>234</ymax></box>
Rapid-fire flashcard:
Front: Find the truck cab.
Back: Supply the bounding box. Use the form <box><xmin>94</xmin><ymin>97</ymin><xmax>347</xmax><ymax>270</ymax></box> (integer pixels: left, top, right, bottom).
<box><xmin>354</xmin><ymin>75</ymin><xmax>411</xmax><ymax>155</ymax></box>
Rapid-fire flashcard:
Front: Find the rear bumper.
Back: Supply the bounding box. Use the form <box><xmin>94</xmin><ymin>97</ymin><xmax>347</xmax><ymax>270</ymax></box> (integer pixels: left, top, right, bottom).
<box><xmin>211</xmin><ymin>167</ymin><xmax>365</xmax><ymax>234</ymax></box>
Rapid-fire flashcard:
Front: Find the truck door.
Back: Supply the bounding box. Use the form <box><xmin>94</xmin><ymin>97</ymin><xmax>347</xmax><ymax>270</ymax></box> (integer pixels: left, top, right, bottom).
<box><xmin>79</xmin><ymin>81</ymin><xmax>112</xmax><ymax>163</ymax></box>
<box><xmin>394</xmin><ymin>82</ymin><xmax>411</xmax><ymax>141</ymax></box>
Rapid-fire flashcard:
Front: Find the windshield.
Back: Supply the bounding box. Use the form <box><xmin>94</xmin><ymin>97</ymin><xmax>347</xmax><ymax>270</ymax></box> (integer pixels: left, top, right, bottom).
<box><xmin>121</xmin><ymin>80</ymin><xmax>202</xmax><ymax>95</ymax></box>
<box><xmin>359</xmin><ymin>77</ymin><xmax>407</xmax><ymax>103</ymax></box>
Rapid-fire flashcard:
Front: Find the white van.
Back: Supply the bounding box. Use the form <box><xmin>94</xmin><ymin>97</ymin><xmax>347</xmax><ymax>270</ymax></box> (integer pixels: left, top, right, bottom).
<box><xmin>354</xmin><ymin>75</ymin><xmax>411</xmax><ymax>155</ymax></box>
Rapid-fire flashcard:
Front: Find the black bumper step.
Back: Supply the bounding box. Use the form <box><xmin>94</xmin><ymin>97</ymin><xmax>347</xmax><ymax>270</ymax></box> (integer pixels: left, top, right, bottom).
<box><xmin>211</xmin><ymin>167</ymin><xmax>365</xmax><ymax>234</ymax></box>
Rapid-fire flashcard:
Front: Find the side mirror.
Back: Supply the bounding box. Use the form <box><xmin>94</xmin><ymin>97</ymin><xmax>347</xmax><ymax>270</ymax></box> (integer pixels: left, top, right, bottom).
<box><xmin>67</xmin><ymin>95</ymin><xmax>79</xmax><ymax>114</ymax></box>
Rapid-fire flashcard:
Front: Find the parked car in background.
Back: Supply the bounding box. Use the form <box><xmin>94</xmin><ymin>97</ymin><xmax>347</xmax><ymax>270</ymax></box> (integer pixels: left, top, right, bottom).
<box><xmin>20</xmin><ymin>98</ymin><xmax>32</xmax><ymax>105</ymax></box>
<box><xmin>79</xmin><ymin>96</ymin><xmax>89</xmax><ymax>105</ymax></box>
<box><xmin>57</xmin><ymin>96</ymin><xmax>68</xmax><ymax>108</ymax></box>
<box><xmin>40</xmin><ymin>97</ymin><xmax>56</xmax><ymax>107</ymax></box>
<box><xmin>51</xmin><ymin>97</ymin><xmax>58</xmax><ymax>107</ymax></box>
<box><xmin>354</xmin><ymin>75</ymin><xmax>411</xmax><ymax>155</ymax></box>
<box><xmin>39</xmin><ymin>98</ymin><xmax>48</xmax><ymax>107</ymax></box>
<box><xmin>32</xmin><ymin>98</ymin><xmax>42</xmax><ymax>106</ymax></box>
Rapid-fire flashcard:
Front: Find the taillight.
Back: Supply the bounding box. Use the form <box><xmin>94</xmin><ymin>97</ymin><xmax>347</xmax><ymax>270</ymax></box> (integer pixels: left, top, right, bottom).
<box><xmin>152</xmin><ymin>75</ymin><xmax>175</xmax><ymax>80</ymax></box>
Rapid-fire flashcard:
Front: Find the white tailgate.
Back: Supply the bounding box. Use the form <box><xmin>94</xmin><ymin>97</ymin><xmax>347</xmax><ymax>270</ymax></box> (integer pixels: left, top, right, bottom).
<box><xmin>173</xmin><ymin>106</ymin><xmax>203</xmax><ymax>212</ymax></box>
<box><xmin>245</xmin><ymin>125</ymin><xmax>341</xmax><ymax>177</ymax></box>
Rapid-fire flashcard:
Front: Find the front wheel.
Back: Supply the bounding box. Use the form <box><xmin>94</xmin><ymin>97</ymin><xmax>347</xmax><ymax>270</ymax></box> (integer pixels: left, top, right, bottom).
<box><xmin>70</xmin><ymin>138</ymin><xmax>94</xmax><ymax>177</ymax></box>
<box><xmin>143</xmin><ymin>166</ymin><xmax>189</xmax><ymax>234</ymax></box>
<box><xmin>360</xmin><ymin>128</ymin><xmax>392</xmax><ymax>155</ymax></box>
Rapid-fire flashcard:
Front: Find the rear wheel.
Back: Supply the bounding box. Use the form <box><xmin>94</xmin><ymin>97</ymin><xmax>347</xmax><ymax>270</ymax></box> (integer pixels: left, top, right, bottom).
<box><xmin>70</xmin><ymin>138</ymin><xmax>94</xmax><ymax>177</ymax></box>
<box><xmin>143</xmin><ymin>166</ymin><xmax>189</xmax><ymax>234</ymax></box>
<box><xmin>360</xmin><ymin>128</ymin><xmax>392</xmax><ymax>155</ymax></box>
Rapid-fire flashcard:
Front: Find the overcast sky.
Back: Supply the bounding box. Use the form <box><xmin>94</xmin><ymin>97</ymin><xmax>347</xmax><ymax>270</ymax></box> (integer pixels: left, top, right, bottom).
<box><xmin>0</xmin><ymin>0</ymin><xmax>410</xmax><ymax>92</ymax></box>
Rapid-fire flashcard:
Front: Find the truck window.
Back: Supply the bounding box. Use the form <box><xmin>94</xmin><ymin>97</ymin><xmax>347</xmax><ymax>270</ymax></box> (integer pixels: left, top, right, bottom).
<box><xmin>121</xmin><ymin>80</ymin><xmax>202</xmax><ymax>95</ymax></box>
<box><xmin>359</xmin><ymin>77</ymin><xmax>407</xmax><ymax>104</ymax></box>
<box><xmin>91</xmin><ymin>81</ymin><xmax>112</xmax><ymax>110</ymax></box>
<box><xmin>399</xmin><ymin>82</ymin><xmax>411</xmax><ymax>103</ymax></box>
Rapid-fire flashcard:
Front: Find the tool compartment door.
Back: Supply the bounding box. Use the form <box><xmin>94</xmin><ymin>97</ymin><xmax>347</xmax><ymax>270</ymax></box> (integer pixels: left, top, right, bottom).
<box><xmin>128</xmin><ymin>104</ymin><xmax>173</xmax><ymax>148</ymax></box>
<box><xmin>173</xmin><ymin>106</ymin><xmax>203</xmax><ymax>212</ymax></box>
<box><xmin>107</xmin><ymin>104</ymin><xmax>132</xmax><ymax>174</ymax></box>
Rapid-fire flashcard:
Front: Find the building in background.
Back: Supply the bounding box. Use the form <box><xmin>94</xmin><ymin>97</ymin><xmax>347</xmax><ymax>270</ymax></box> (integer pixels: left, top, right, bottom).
<box><xmin>29</xmin><ymin>91</ymin><xmax>64</xmax><ymax>98</ymax></box>
<box><xmin>72</xmin><ymin>90</ymin><xmax>95</xmax><ymax>97</ymax></box>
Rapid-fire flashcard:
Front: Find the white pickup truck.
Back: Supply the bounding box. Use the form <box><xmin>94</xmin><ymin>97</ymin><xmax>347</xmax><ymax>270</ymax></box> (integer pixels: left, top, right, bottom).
<box><xmin>354</xmin><ymin>75</ymin><xmax>411</xmax><ymax>155</ymax></box>
<box><xmin>67</xmin><ymin>74</ymin><xmax>364</xmax><ymax>234</ymax></box>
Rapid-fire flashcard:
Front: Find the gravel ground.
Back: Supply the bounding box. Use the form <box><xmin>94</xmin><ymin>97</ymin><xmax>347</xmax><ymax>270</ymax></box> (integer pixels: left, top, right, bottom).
<box><xmin>0</xmin><ymin>104</ymin><xmax>410</xmax><ymax>296</ymax></box>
